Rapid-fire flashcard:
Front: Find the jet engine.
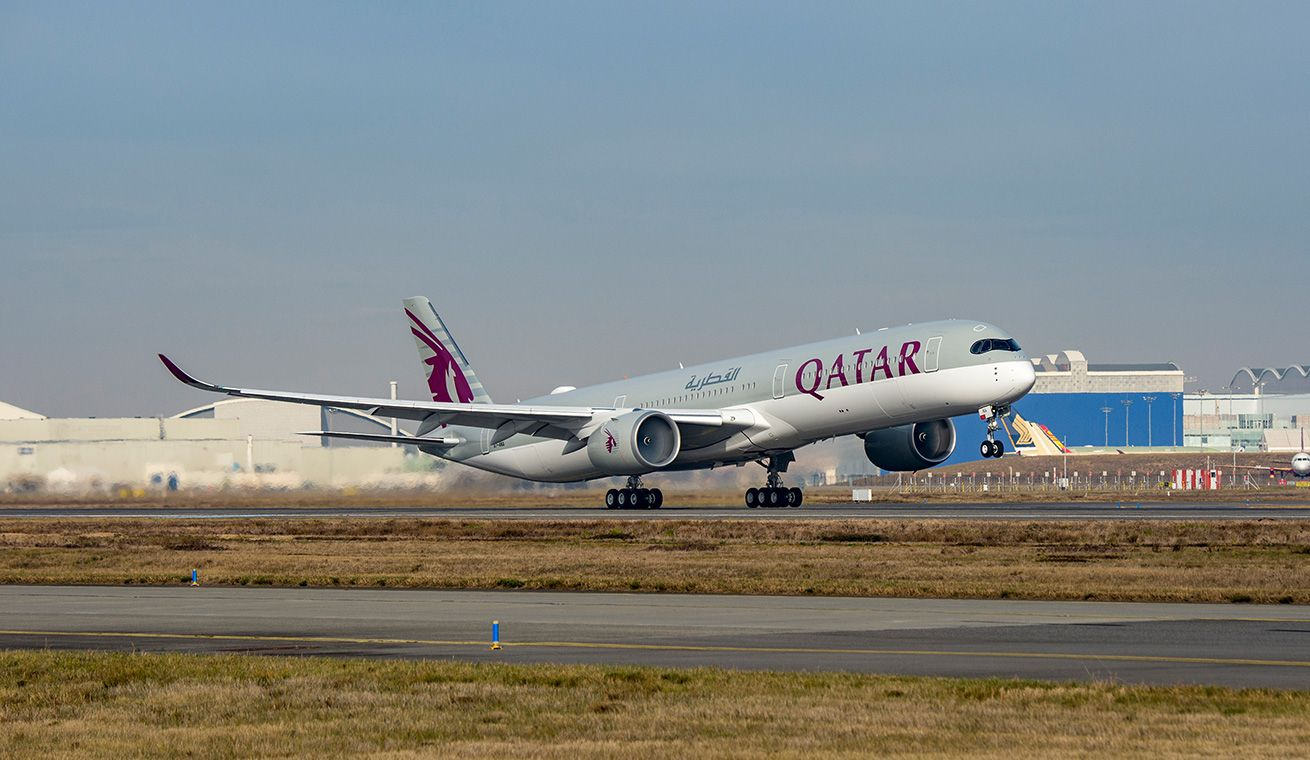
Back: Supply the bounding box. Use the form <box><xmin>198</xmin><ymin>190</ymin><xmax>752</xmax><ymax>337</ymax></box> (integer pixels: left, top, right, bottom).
<box><xmin>863</xmin><ymin>419</ymin><xmax>956</xmax><ymax>472</ymax></box>
<box><xmin>587</xmin><ymin>410</ymin><xmax>681</xmax><ymax>475</ymax></box>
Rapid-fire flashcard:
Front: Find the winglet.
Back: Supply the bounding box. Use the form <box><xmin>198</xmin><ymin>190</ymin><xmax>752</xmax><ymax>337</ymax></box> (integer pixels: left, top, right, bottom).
<box><xmin>158</xmin><ymin>354</ymin><xmax>221</xmax><ymax>392</ymax></box>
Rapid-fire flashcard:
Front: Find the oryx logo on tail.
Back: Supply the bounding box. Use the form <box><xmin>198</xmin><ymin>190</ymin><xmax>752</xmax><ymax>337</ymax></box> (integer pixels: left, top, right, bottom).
<box><xmin>406</xmin><ymin>308</ymin><xmax>475</xmax><ymax>404</ymax></box>
<box><xmin>402</xmin><ymin>297</ymin><xmax>493</xmax><ymax>407</ymax></box>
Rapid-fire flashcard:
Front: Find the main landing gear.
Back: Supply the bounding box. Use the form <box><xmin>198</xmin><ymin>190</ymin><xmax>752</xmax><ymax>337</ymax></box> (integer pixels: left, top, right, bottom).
<box><xmin>606</xmin><ymin>476</ymin><xmax>663</xmax><ymax>509</ymax></box>
<box><xmin>746</xmin><ymin>453</ymin><xmax>803</xmax><ymax>508</ymax></box>
<box><xmin>978</xmin><ymin>404</ymin><xmax>1011</xmax><ymax>459</ymax></box>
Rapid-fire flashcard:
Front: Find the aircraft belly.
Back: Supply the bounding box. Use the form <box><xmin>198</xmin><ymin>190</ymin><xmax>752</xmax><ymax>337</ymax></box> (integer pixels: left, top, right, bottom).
<box><xmin>516</xmin><ymin>441</ymin><xmax>598</xmax><ymax>482</ymax></box>
<box><xmin>673</xmin><ymin>431</ymin><xmax>760</xmax><ymax>465</ymax></box>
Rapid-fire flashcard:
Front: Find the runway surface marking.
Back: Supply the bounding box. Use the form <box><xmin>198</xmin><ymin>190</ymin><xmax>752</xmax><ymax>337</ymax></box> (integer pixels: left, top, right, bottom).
<box><xmin>4</xmin><ymin>628</ymin><xmax>1309</xmax><ymax>669</ymax></box>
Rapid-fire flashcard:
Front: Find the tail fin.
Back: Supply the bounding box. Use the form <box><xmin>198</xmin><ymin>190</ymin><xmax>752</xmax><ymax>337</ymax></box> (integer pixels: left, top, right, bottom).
<box><xmin>402</xmin><ymin>297</ymin><xmax>492</xmax><ymax>404</ymax></box>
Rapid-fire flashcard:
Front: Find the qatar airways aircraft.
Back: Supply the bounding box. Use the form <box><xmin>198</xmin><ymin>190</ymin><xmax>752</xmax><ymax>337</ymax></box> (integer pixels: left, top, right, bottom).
<box><xmin>160</xmin><ymin>296</ymin><xmax>1035</xmax><ymax>508</ymax></box>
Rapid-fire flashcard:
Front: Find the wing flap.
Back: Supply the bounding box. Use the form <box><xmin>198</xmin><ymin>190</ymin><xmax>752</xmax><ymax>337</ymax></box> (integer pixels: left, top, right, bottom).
<box><xmin>304</xmin><ymin>431</ymin><xmax>461</xmax><ymax>447</ymax></box>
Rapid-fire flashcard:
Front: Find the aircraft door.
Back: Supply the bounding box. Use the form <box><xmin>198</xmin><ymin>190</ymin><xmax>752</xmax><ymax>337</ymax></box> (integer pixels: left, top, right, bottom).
<box><xmin>924</xmin><ymin>336</ymin><xmax>942</xmax><ymax>373</ymax></box>
<box><xmin>772</xmin><ymin>363</ymin><xmax>788</xmax><ymax>399</ymax></box>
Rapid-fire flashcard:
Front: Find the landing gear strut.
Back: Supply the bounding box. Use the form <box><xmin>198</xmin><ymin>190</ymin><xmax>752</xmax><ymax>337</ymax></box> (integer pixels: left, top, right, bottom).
<box><xmin>746</xmin><ymin>453</ymin><xmax>803</xmax><ymax>508</ymax></box>
<box><xmin>606</xmin><ymin>476</ymin><xmax>662</xmax><ymax>509</ymax></box>
<box><xmin>978</xmin><ymin>404</ymin><xmax>1011</xmax><ymax>459</ymax></box>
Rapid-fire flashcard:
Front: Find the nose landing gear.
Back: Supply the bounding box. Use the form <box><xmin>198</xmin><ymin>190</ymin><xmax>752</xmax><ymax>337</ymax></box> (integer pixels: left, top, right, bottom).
<box><xmin>745</xmin><ymin>453</ymin><xmax>803</xmax><ymax>508</ymax></box>
<box><xmin>978</xmin><ymin>405</ymin><xmax>1012</xmax><ymax>459</ymax></box>
<box><xmin>606</xmin><ymin>475</ymin><xmax>663</xmax><ymax>509</ymax></box>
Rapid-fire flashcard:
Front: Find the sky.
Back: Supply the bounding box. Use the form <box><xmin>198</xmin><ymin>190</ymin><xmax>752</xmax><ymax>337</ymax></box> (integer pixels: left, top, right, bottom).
<box><xmin>2</xmin><ymin>1</ymin><xmax>1307</xmax><ymax>418</ymax></box>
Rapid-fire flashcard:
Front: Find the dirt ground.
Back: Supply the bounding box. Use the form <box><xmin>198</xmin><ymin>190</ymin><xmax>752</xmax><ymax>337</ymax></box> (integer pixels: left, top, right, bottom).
<box><xmin>0</xmin><ymin>517</ymin><xmax>1305</xmax><ymax>603</ymax></box>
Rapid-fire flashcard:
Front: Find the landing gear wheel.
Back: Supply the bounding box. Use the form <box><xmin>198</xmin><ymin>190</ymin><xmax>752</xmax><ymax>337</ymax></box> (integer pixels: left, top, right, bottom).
<box><xmin>747</xmin><ymin>453</ymin><xmax>801</xmax><ymax>509</ymax></box>
<box><xmin>651</xmin><ymin>488</ymin><xmax>663</xmax><ymax>508</ymax></box>
<box><xmin>617</xmin><ymin>489</ymin><xmax>630</xmax><ymax>508</ymax></box>
<box><xmin>605</xmin><ymin>489</ymin><xmax>619</xmax><ymax>509</ymax></box>
<box><xmin>978</xmin><ymin>405</ymin><xmax>1012</xmax><ymax>460</ymax></box>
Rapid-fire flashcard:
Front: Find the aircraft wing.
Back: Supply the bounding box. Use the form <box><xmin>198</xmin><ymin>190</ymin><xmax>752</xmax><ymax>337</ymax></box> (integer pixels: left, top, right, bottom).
<box><xmin>160</xmin><ymin>355</ymin><xmax>748</xmax><ymax>443</ymax></box>
<box><xmin>1232</xmin><ymin>464</ymin><xmax>1296</xmax><ymax>476</ymax></box>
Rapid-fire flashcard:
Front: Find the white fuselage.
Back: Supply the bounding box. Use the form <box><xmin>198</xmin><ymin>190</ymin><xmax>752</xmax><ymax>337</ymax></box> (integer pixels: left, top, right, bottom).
<box><xmin>437</xmin><ymin>319</ymin><xmax>1036</xmax><ymax>483</ymax></box>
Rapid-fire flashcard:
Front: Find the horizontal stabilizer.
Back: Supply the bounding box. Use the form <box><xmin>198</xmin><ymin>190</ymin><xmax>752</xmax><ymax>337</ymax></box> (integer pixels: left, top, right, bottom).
<box><xmin>300</xmin><ymin>431</ymin><xmax>461</xmax><ymax>447</ymax></box>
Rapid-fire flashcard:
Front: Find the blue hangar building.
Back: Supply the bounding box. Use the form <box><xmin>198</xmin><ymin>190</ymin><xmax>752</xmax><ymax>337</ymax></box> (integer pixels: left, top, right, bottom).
<box><xmin>943</xmin><ymin>350</ymin><xmax>1185</xmax><ymax>466</ymax></box>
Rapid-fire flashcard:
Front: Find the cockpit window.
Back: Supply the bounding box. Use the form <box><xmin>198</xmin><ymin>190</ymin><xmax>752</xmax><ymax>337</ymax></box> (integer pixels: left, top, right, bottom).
<box><xmin>969</xmin><ymin>338</ymin><xmax>1022</xmax><ymax>355</ymax></box>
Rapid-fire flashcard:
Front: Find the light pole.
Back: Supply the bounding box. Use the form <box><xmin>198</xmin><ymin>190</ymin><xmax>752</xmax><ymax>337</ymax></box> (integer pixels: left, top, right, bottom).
<box><xmin>1142</xmin><ymin>395</ymin><xmax>1156</xmax><ymax>447</ymax></box>
<box><xmin>1169</xmin><ymin>392</ymin><xmax>1180</xmax><ymax>447</ymax></box>
<box><xmin>1121</xmin><ymin>399</ymin><xmax>1134</xmax><ymax>447</ymax></box>
<box><xmin>1101</xmin><ymin>406</ymin><xmax>1112</xmax><ymax>447</ymax></box>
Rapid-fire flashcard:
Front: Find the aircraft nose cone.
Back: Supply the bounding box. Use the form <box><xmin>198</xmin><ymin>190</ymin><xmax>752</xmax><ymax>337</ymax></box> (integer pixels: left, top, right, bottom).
<box><xmin>1012</xmin><ymin>360</ymin><xmax>1036</xmax><ymax>397</ymax></box>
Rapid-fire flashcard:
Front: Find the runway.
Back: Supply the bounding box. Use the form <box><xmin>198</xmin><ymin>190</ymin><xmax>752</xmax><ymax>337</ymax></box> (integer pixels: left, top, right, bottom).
<box><xmin>4</xmin><ymin>502</ymin><xmax>1310</xmax><ymax>520</ymax></box>
<box><xmin>1</xmin><ymin>585</ymin><xmax>1307</xmax><ymax>689</ymax></box>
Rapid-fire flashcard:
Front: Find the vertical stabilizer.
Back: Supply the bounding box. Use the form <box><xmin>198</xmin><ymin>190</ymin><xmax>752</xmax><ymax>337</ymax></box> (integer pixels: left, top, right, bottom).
<box><xmin>402</xmin><ymin>297</ymin><xmax>492</xmax><ymax>404</ymax></box>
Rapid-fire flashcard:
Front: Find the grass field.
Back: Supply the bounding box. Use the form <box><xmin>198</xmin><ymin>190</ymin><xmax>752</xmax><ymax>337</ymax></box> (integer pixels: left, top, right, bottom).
<box><xmin>0</xmin><ymin>518</ymin><xmax>1306</xmax><ymax>603</ymax></box>
<box><xmin>1</xmin><ymin>650</ymin><xmax>1306</xmax><ymax>758</ymax></box>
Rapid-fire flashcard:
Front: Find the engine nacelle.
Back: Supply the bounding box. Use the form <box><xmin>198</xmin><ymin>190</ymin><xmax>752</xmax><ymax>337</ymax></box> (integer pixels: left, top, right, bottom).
<box><xmin>863</xmin><ymin>419</ymin><xmax>956</xmax><ymax>472</ymax></box>
<box><xmin>587</xmin><ymin>410</ymin><xmax>681</xmax><ymax>475</ymax></box>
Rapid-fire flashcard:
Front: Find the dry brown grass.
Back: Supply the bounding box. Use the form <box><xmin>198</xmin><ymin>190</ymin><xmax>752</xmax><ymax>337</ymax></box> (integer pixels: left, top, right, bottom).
<box><xmin>0</xmin><ymin>518</ymin><xmax>1307</xmax><ymax>603</ymax></box>
<box><xmin>1</xmin><ymin>650</ymin><xmax>1308</xmax><ymax>759</ymax></box>
<box><xmin>0</xmin><ymin>649</ymin><xmax>1304</xmax><ymax>754</ymax></box>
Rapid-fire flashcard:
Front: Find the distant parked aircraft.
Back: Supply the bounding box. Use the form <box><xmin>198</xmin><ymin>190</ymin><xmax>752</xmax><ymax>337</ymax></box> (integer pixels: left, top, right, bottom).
<box><xmin>1234</xmin><ymin>429</ymin><xmax>1310</xmax><ymax>479</ymax></box>
<box><xmin>160</xmin><ymin>296</ymin><xmax>1035</xmax><ymax>508</ymax></box>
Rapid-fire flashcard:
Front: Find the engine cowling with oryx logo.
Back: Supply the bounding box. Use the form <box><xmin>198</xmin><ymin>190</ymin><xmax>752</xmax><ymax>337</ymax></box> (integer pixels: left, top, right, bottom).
<box><xmin>862</xmin><ymin>419</ymin><xmax>956</xmax><ymax>472</ymax></box>
<box><xmin>586</xmin><ymin>410</ymin><xmax>681</xmax><ymax>475</ymax></box>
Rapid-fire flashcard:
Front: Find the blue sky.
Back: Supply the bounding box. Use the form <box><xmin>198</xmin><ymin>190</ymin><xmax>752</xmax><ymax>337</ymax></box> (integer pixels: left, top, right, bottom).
<box><xmin>2</xmin><ymin>1</ymin><xmax>1307</xmax><ymax>416</ymax></box>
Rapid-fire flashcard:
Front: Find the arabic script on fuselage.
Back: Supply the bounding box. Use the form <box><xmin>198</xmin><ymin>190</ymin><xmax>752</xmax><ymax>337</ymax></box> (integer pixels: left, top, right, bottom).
<box><xmin>684</xmin><ymin>366</ymin><xmax>742</xmax><ymax>392</ymax></box>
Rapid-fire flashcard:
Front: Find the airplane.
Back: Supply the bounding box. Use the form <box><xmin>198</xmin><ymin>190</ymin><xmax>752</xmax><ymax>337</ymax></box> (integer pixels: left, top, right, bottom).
<box><xmin>1233</xmin><ymin>428</ymin><xmax>1310</xmax><ymax>479</ymax></box>
<box><xmin>159</xmin><ymin>296</ymin><xmax>1036</xmax><ymax>509</ymax></box>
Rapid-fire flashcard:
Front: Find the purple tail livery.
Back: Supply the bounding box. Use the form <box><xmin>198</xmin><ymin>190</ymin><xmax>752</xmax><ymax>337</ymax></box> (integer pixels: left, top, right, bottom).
<box><xmin>402</xmin><ymin>297</ymin><xmax>491</xmax><ymax>405</ymax></box>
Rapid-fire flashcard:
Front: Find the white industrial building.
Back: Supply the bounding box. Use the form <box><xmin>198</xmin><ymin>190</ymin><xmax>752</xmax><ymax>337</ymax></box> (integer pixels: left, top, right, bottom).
<box><xmin>1183</xmin><ymin>365</ymin><xmax>1310</xmax><ymax>451</ymax></box>
<box><xmin>1030</xmin><ymin>350</ymin><xmax>1185</xmax><ymax>395</ymax></box>
<box><xmin>0</xmin><ymin>398</ymin><xmax>442</xmax><ymax>493</ymax></box>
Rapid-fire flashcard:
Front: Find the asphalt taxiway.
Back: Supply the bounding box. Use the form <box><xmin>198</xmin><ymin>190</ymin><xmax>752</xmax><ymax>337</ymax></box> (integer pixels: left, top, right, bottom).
<box><xmin>4</xmin><ymin>502</ymin><xmax>1310</xmax><ymax>520</ymax></box>
<box><xmin>1</xmin><ymin>585</ymin><xmax>1306</xmax><ymax>689</ymax></box>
